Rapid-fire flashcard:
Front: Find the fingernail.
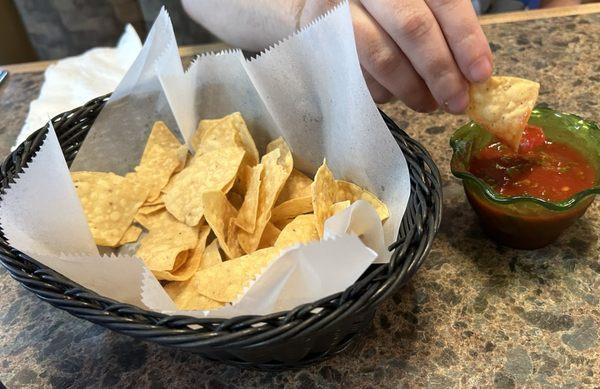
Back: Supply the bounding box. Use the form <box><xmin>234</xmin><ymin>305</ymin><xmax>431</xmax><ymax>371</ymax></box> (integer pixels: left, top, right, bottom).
<box><xmin>468</xmin><ymin>56</ymin><xmax>492</xmax><ymax>83</ymax></box>
<box><xmin>444</xmin><ymin>91</ymin><xmax>469</xmax><ymax>114</ymax></box>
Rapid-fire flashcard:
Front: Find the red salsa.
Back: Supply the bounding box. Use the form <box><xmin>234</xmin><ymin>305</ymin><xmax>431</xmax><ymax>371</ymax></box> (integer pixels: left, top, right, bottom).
<box><xmin>469</xmin><ymin>125</ymin><xmax>596</xmax><ymax>202</ymax></box>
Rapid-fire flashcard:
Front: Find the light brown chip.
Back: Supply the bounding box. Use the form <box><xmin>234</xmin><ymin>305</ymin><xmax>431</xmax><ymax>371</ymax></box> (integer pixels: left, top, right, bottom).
<box><xmin>117</xmin><ymin>225</ymin><xmax>142</xmax><ymax>246</ymax></box>
<box><xmin>276</xmin><ymin>169</ymin><xmax>313</xmax><ymax>205</ymax></box>
<box><xmin>311</xmin><ymin>160</ymin><xmax>336</xmax><ymax>238</ymax></box>
<box><xmin>190</xmin><ymin>118</ymin><xmax>221</xmax><ymax>150</ymax></box>
<box><xmin>258</xmin><ymin>222</ymin><xmax>281</xmax><ymax>249</ymax></box>
<box><xmin>138</xmin><ymin>203</ymin><xmax>166</xmax><ymax>215</ymax></box>
<box><xmin>272</xmin><ymin>217</ymin><xmax>295</xmax><ymax>231</ymax></box>
<box><xmin>330</xmin><ymin>200</ymin><xmax>351</xmax><ymax>216</ymax></box>
<box><xmin>238</xmin><ymin>140</ymin><xmax>293</xmax><ymax>254</ymax></box>
<box><xmin>202</xmin><ymin>191</ymin><xmax>243</xmax><ymax>259</ymax></box>
<box><xmin>135</xmin><ymin>210</ymin><xmax>199</xmax><ymax>274</ymax></box>
<box><xmin>164</xmin><ymin>147</ymin><xmax>245</xmax><ymax>226</ymax></box>
<box><xmin>193</xmin><ymin>247</ymin><xmax>281</xmax><ymax>303</ymax></box>
<box><xmin>72</xmin><ymin>171</ymin><xmax>148</xmax><ymax>247</ymax></box>
<box><xmin>274</xmin><ymin>214</ymin><xmax>319</xmax><ymax>250</ymax></box>
<box><xmin>153</xmin><ymin>225</ymin><xmax>211</xmax><ymax>281</ymax></box>
<box><xmin>164</xmin><ymin>281</ymin><xmax>225</xmax><ymax>311</ymax></box>
<box><xmin>191</xmin><ymin>112</ymin><xmax>259</xmax><ymax>167</ymax></box>
<box><xmin>467</xmin><ymin>76</ymin><xmax>540</xmax><ymax>151</ymax></box>
<box><xmin>234</xmin><ymin>163</ymin><xmax>263</xmax><ymax>233</ymax></box>
<box><xmin>270</xmin><ymin>195</ymin><xmax>313</xmax><ymax>223</ymax></box>
<box><xmin>200</xmin><ymin>239</ymin><xmax>223</xmax><ymax>269</ymax></box>
<box><xmin>134</xmin><ymin>121</ymin><xmax>188</xmax><ymax>201</ymax></box>
<box><xmin>335</xmin><ymin>180</ymin><xmax>389</xmax><ymax>222</ymax></box>
<box><xmin>193</xmin><ymin>117</ymin><xmax>243</xmax><ymax>155</ymax></box>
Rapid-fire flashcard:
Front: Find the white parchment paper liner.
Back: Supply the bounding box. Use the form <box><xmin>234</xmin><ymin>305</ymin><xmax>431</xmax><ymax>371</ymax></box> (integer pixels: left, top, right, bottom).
<box><xmin>0</xmin><ymin>3</ymin><xmax>410</xmax><ymax>318</ymax></box>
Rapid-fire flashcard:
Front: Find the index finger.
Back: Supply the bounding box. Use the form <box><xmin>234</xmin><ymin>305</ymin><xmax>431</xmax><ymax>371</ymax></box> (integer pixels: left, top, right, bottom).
<box><xmin>425</xmin><ymin>0</ymin><xmax>493</xmax><ymax>82</ymax></box>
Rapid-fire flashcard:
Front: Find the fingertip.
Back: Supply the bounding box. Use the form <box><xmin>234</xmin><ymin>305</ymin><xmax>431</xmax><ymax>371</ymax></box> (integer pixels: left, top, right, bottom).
<box><xmin>443</xmin><ymin>89</ymin><xmax>469</xmax><ymax>114</ymax></box>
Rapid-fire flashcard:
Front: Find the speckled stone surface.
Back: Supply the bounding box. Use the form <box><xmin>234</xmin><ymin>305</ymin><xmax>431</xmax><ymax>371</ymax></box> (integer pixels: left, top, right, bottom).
<box><xmin>1</xmin><ymin>13</ymin><xmax>599</xmax><ymax>389</ymax></box>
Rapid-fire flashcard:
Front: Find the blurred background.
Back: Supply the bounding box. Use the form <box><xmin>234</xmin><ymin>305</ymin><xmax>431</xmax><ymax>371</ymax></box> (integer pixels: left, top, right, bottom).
<box><xmin>0</xmin><ymin>0</ymin><xmax>596</xmax><ymax>65</ymax></box>
<box><xmin>0</xmin><ymin>0</ymin><xmax>216</xmax><ymax>65</ymax></box>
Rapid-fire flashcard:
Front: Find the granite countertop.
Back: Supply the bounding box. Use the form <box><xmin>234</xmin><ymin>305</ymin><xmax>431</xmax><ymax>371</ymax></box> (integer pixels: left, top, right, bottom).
<box><xmin>1</xmin><ymin>12</ymin><xmax>599</xmax><ymax>389</ymax></box>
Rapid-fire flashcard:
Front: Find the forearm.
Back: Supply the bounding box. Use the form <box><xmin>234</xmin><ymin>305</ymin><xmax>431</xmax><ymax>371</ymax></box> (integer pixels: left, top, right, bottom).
<box><xmin>181</xmin><ymin>0</ymin><xmax>307</xmax><ymax>51</ymax></box>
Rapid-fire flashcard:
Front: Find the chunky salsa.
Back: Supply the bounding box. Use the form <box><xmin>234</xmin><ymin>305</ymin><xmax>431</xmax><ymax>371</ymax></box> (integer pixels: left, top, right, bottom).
<box><xmin>469</xmin><ymin>125</ymin><xmax>596</xmax><ymax>202</ymax></box>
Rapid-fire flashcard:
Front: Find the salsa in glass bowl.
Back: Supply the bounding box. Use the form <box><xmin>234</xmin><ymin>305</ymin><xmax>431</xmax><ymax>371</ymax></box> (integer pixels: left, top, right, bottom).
<box><xmin>450</xmin><ymin>107</ymin><xmax>600</xmax><ymax>249</ymax></box>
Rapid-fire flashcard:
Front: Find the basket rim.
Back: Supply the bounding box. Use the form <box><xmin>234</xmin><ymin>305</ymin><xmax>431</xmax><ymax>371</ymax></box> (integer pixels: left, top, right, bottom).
<box><xmin>0</xmin><ymin>93</ymin><xmax>442</xmax><ymax>347</ymax></box>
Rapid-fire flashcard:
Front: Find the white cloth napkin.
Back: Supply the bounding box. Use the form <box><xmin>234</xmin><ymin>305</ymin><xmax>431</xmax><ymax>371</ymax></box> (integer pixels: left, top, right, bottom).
<box><xmin>14</xmin><ymin>25</ymin><xmax>142</xmax><ymax>149</ymax></box>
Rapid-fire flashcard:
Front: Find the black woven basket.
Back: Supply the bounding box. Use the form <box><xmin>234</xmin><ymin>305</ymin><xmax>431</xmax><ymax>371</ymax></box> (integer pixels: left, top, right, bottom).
<box><xmin>0</xmin><ymin>94</ymin><xmax>442</xmax><ymax>370</ymax></box>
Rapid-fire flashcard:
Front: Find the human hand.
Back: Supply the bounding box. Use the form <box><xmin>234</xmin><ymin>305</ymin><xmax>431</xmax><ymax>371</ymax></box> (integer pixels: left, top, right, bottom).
<box><xmin>301</xmin><ymin>0</ymin><xmax>494</xmax><ymax>113</ymax></box>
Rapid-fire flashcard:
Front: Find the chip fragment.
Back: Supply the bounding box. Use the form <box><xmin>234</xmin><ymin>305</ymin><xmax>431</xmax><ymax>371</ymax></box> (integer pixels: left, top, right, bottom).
<box><xmin>234</xmin><ymin>163</ymin><xmax>263</xmax><ymax>233</ymax></box>
<box><xmin>238</xmin><ymin>139</ymin><xmax>293</xmax><ymax>253</ymax></box>
<box><xmin>335</xmin><ymin>181</ymin><xmax>389</xmax><ymax>222</ymax></box>
<box><xmin>467</xmin><ymin>76</ymin><xmax>540</xmax><ymax>151</ymax></box>
<box><xmin>153</xmin><ymin>225</ymin><xmax>211</xmax><ymax>281</ymax></box>
<box><xmin>164</xmin><ymin>280</ymin><xmax>225</xmax><ymax>311</ymax></box>
<box><xmin>200</xmin><ymin>239</ymin><xmax>223</xmax><ymax>269</ymax></box>
<box><xmin>135</xmin><ymin>210</ymin><xmax>199</xmax><ymax>276</ymax></box>
<box><xmin>202</xmin><ymin>191</ymin><xmax>243</xmax><ymax>259</ymax></box>
<box><xmin>72</xmin><ymin>171</ymin><xmax>148</xmax><ymax>247</ymax></box>
<box><xmin>118</xmin><ymin>225</ymin><xmax>143</xmax><ymax>245</ymax></box>
<box><xmin>276</xmin><ymin>169</ymin><xmax>313</xmax><ymax>205</ymax></box>
<box><xmin>311</xmin><ymin>161</ymin><xmax>336</xmax><ymax>238</ymax></box>
<box><xmin>164</xmin><ymin>147</ymin><xmax>245</xmax><ymax>226</ymax></box>
<box><xmin>274</xmin><ymin>214</ymin><xmax>319</xmax><ymax>249</ymax></box>
<box><xmin>191</xmin><ymin>112</ymin><xmax>259</xmax><ymax>166</ymax></box>
<box><xmin>134</xmin><ymin>121</ymin><xmax>187</xmax><ymax>201</ymax></box>
<box><xmin>193</xmin><ymin>247</ymin><xmax>281</xmax><ymax>303</ymax></box>
<box><xmin>270</xmin><ymin>195</ymin><xmax>313</xmax><ymax>223</ymax></box>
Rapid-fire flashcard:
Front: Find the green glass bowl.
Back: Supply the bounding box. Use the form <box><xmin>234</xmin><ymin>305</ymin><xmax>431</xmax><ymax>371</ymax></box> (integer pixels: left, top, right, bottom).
<box><xmin>450</xmin><ymin>107</ymin><xmax>600</xmax><ymax>249</ymax></box>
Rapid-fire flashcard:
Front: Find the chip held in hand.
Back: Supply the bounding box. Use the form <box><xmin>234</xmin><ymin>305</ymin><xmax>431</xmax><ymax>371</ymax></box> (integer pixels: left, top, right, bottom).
<box><xmin>467</xmin><ymin>76</ymin><xmax>540</xmax><ymax>152</ymax></box>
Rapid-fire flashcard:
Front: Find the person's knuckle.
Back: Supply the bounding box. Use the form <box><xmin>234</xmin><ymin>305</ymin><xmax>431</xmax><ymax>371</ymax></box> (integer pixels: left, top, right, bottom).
<box><xmin>425</xmin><ymin>56</ymin><xmax>453</xmax><ymax>78</ymax></box>
<box><xmin>397</xmin><ymin>11</ymin><xmax>433</xmax><ymax>41</ymax></box>
<box><xmin>368</xmin><ymin>46</ymin><xmax>401</xmax><ymax>77</ymax></box>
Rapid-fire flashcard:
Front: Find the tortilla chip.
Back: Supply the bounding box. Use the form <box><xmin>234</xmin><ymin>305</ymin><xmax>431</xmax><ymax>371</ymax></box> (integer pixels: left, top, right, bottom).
<box><xmin>193</xmin><ymin>247</ymin><xmax>280</xmax><ymax>302</ymax></box>
<box><xmin>202</xmin><ymin>191</ymin><xmax>243</xmax><ymax>259</ymax></box>
<box><xmin>190</xmin><ymin>118</ymin><xmax>221</xmax><ymax>151</ymax></box>
<box><xmin>72</xmin><ymin>171</ymin><xmax>148</xmax><ymax>247</ymax></box>
<box><xmin>272</xmin><ymin>217</ymin><xmax>295</xmax><ymax>231</ymax></box>
<box><xmin>311</xmin><ymin>161</ymin><xmax>336</xmax><ymax>238</ymax></box>
<box><xmin>135</xmin><ymin>210</ymin><xmax>199</xmax><ymax>274</ymax></box>
<box><xmin>330</xmin><ymin>200</ymin><xmax>351</xmax><ymax>216</ymax></box>
<box><xmin>153</xmin><ymin>225</ymin><xmax>211</xmax><ymax>281</ymax></box>
<box><xmin>274</xmin><ymin>214</ymin><xmax>318</xmax><ymax>249</ymax></box>
<box><xmin>258</xmin><ymin>222</ymin><xmax>281</xmax><ymax>249</ymax></box>
<box><xmin>138</xmin><ymin>203</ymin><xmax>166</xmax><ymax>215</ymax></box>
<box><xmin>270</xmin><ymin>195</ymin><xmax>313</xmax><ymax>222</ymax></box>
<box><xmin>238</xmin><ymin>141</ymin><xmax>293</xmax><ymax>254</ymax></box>
<box><xmin>335</xmin><ymin>181</ymin><xmax>389</xmax><ymax>222</ymax></box>
<box><xmin>191</xmin><ymin>113</ymin><xmax>259</xmax><ymax>167</ymax></box>
<box><xmin>143</xmin><ymin>194</ymin><xmax>165</xmax><ymax>206</ymax></box>
<box><xmin>164</xmin><ymin>147</ymin><xmax>245</xmax><ymax>226</ymax></box>
<box><xmin>193</xmin><ymin>117</ymin><xmax>243</xmax><ymax>155</ymax></box>
<box><xmin>134</xmin><ymin>122</ymin><xmax>188</xmax><ymax>201</ymax></box>
<box><xmin>164</xmin><ymin>284</ymin><xmax>225</xmax><ymax>311</ymax></box>
<box><xmin>467</xmin><ymin>76</ymin><xmax>540</xmax><ymax>151</ymax></box>
<box><xmin>200</xmin><ymin>239</ymin><xmax>222</xmax><ymax>269</ymax></box>
<box><xmin>117</xmin><ymin>225</ymin><xmax>142</xmax><ymax>246</ymax></box>
<box><xmin>276</xmin><ymin>169</ymin><xmax>313</xmax><ymax>205</ymax></box>
<box><xmin>235</xmin><ymin>163</ymin><xmax>263</xmax><ymax>233</ymax></box>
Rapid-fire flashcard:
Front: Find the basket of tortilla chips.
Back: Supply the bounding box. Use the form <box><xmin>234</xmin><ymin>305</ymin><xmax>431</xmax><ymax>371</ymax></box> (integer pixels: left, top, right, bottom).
<box><xmin>0</xmin><ymin>4</ymin><xmax>441</xmax><ymax>369</ymax></box>
<box><xmin>0</xmin><ymin>95</ymin><xmax>441</xmax><ymax>368</ymax></box>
